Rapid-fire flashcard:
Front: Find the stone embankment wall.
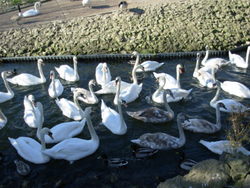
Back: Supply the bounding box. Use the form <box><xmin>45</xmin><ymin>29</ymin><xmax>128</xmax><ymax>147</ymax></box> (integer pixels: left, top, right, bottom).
<box><xmin>0</xmin><ymin>0</ymin><xmax>249</xmax><ymax>57</ymax></box>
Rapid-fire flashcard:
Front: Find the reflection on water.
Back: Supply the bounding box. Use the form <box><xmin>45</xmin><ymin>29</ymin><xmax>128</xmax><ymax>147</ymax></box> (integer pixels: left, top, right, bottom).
<box><xmin>0</xmin><ymin>51</ymin><xmax>249</xmax><ymax>187</ymax></box>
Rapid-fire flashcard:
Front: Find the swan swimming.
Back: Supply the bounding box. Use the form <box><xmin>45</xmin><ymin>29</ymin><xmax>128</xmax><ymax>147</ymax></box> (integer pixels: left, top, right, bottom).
<box><xmin>0</xmin><ymin>71</ymin><xmax>14</xmax><ymax>103</ymax></box>
<box><xmin>7</xmin><ymin>59</ymin><xmax>46</xmax><ymax>86</ymax></box>
<box><xmin>229</xmin><ymin>46</ymin><xmax>249</xmax><ymax>68</ymax></box>
<box><xmin>136</xmin><ymin>60</ymin><xmax>164</xmax><ymax>73</ymax></box>
<box><xmin>48</xmin><ymin>70</ymin><xmax>64</xmax><ymax>99</ymax></box>
<box><xmin>221</xmin><ymin>81</ymin><xmax>250</xmax><ymax>98</ymax></box>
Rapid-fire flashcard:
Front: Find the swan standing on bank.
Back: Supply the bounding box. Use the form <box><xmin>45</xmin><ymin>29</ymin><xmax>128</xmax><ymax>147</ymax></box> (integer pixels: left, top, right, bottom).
<box><xmin>131</xmin><ymin>113</ymin><xmax>186</xmax><ymax>150</ymax></box>
<box><xmin>7</xmin><ymin>59</ymin><xmax>46</xmax><ymax>86</ymax></box>
<box><xmin>101</xmin><ymin>77</ymin><xmax>127</xmax><ymax>135</ymax></box>
<box><xmin>95</xmin><ymin>63</ymin><xmax>111</xmax><ymax>88</ymax></box>
<box><xmin>210</xmin><ymin>81</ymin><xmax>249</xmax><ymax>113</ymax></box>
<box><xmin>229</xmin><ymin>46</ymin><xmax>250</xmax><ymax>68</ymax></box>
<box><xmin>181</xmin><ymin>102</ymin><xmax>226</xmax><ymax>133</ymax></box>
<box><xmin>126</xmin><ymin>89</ymin><xmax>175</xmax><ymax>123</ymax></box>
<box><xmin>8</xmin><ymin>128</ymin><xmax>53</xmax><ymax>164</ymax></box>
<box><xmin>153</xmin><ymin>64</ymin><xmax>185</xmax><ymax>89</ymax></box>
<box><xmin>55</xmin><ymin>56</ymin><xmax>79</xmax><ymax>82</ymax></box>
<box><xmin>43</xmin><ymin>107</ymin><xmax>99</xmax><ymax>164</ymax></box>
<box><xmin>21</xmin><ymin>2</ymin><xmax>41</xmax><ymax>17</ymax></box>
<box><xmin>221</xmin><ymin>81</ymin><xmax>250</xmax><ymax>98</ymax></box>
<box><xmin>0</xmin><ymin>109</ymin><xmax>7</xmax><ymax>129</ymax></box>
<box><xmin>0</xmin><ymin>71</ymin><xmax>14</xmax><ymax>103</ymax></box>
<box><xmin>48</xmin><ymin>70</ymin><xmax>64</xmax><ymax>99</ymax></box>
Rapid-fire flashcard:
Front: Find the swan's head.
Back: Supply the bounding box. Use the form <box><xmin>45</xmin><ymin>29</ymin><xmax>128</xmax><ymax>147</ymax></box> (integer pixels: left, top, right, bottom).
<box><xmin>177</xmin><ymin>64</ymin><xmax>185</xmax><ymax>74</ymax></box>
<box><xmin>49</xmin><ymin>70</ymin><xmax>55</xmax><ymax>79</ymax></box>
<box><xmin>119</xmin><ymin>1</ymin><xmax>128</xmax><ymax>9</ymax></box>
<box><xmin>28</xmin><ymin>95</ymin><xmax>35</xmax><ymax>104</ymax></box>
<box><xmin>217</xmin><ymin>102</ymin><xmax>227</xmax><ymax>110</ymax></box>
<box><xmin>73</xmin><ymin>56</ymin><xmax>77</xmax><ymax>63</ymax></box>
<box><xmin>37</xmin><ymin>59</ymin><xmax>44</xmax><ymax>65</ymax></box>
<box><xmin>196</xmin><ymin>52</ymin><xmax>201</xmax><ymax>60</ymax></box>
<box><xmin>131</xmin><ymin>51</ymin><xmax>139</xmax><ymax>58</ymax></box>
<box><xmin>89</xmin><ymin>79</ymin><xmax>96</xmax><ymax>86</ymax></box>
<box><xmin>165</xmin><ymin>89</ymin><xmax>174</xmax><ymax>99</ymax></box>
<box><xmin>136</xmin><ymin>65</ymin><xmax>145</xmax><ymax>72</ymax></box>
<box><xmin>215</xmin><ymin>80</ymin><xmax>221</xmax><ymax>88</ymax></box>
<box><xmin>41</xmin><ymin>128</ymin><xmax>53</xmax><ymax>140</ymax></box>
<box><xmin>102</xmin><ymin>63</ymin><xmax>108</xmax><ymax>72</ymax></box>
<box><xmin>121</xmin><ymin>99</ymin><xmax>128</xmax><ymax>107</ymax></box>
<box><xmin>115</xmin><ymin>76</ymin><xmax>121</xmax><ymax>85</ymax></box>
<box><xmin>34</xmin><ymin>2</ymin><xmax>41</xmax><ymax>8</ymax></box>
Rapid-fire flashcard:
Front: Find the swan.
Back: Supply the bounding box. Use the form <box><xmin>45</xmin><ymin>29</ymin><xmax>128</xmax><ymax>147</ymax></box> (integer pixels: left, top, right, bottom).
<box><xmin>101</xmin><ymin>77</ymin><xmax>127</xmax><ymax>135</ymax></box>
<box><xmin>7</xmin><ymin>59</ymin><xmax>46</xmax><ymax>86</ymax></box>
<box><xmin>95</xmin><ymin>62</ymin><xmax>112</xmax><ymax>88</ymax></box>
<box><xmin>55</xmin><ymin>90</ymin><xmax>84</xmax><ymax>120</ymax></box>
<box><xmin>201</xmin><ymin>46</ymin><xmax>229</xmax><ymax>67</ymax></box>
<box><xmin>21</xmin><ymin>2</ymin><xmax>41</xmax><ymax>18</ymax></box>
<box><xmin>126</xmin><ymin>89</ymin><xmax>175</xmax><ymax>123</ymax></box>
<box><xmin>36</xmin><ymin>103</ymin><xmax>86</xmax><ymax>144</ymax></box>
<box><xmin>131</xmin><ymin>113</ymin><xmax>186</xmax><ymax>150</ymax></box>
<box><xmin>136</xmin><ymin>60</ymin><xmax>164</xmax><ymax>73</ymax></box>
<box><xmin>118</xmin><ymin>1</ymin><xmax>128</xmax><ymax>10</ymax></box>
<box><xmin>48</xmin><ymin>70</ymin><xmax>64</xmax><ymax>99</ymax></box>
<box><xmin>23</xmin><ymin>95</ymin><xmax>43</xmax><ymax>128</ymax></box>
<box><xmin>82</xmin><ymin>0</ymin><xmax>92</xmax><ymax>7</ymax></box>
<box><xmin>181</xmin><ymin>102</ymin><xmax>226</xmax><ymax>133</ymax></box>
<box><xmin>152</xmin><ymin>76</ymin><xmax>192</xmax><ymax>103</ymax></box>
<box><xmin>221</xmin><ymin>81</ymin><xmax>250</xmax><ymax>98</ymax></box>
<box><xmin>42</xmin><ymin>107</ymin><xmax>99</xmax><ymax>164</ymax></box>
<box><xmin>199</xmin><ymin>140</ymin><xmax>250</xmax><ymax>156</ymax></box>
<box><xmin>229</xmin><ymin>46</ymin><xmax>250</xmax><ymax>68</ymax></box>
<box><xmin>71</xmin><ymin>79</ymin><xmax>99</xmax><ymax>104</ymax></box>
<box><xmin>0</xmin><ymin>71</ymin><xmax>14</xmax><ymax>103</ymax></box>
<box><xmin>0</xmin><ymin>108</ymin><xmax>7</xmax><ymax>129</ymax></box>
<box><xmin>8</xmin><ymin>128</ymin><xmax>53</xmax><ymax>164</ymax></box>
<box><xmin>55</xmin><ymin>56</ymin><xmax>79</xmax><ymax>82</ymax></box>
<box><xmin>153</xmin><ymin>64</ymin><xmax>185</xmax><ymax>89</ymax></box>
<box><xmin>95</xmin><ymin>51</ymin><xmax>141</xmax><ymax>95</ymax></box>
<box><xmin>210</xmin><ymin>81</ymin><xmax>250</xmax><ymax>113</ymax></box>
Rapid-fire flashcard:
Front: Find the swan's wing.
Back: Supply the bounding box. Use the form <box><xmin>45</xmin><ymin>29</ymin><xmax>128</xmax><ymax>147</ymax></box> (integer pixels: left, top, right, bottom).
<box><xmin>221</xmin><ymin>81</ymin><xmax>250</xmax><ymax>98</ymax></box>
<box><xmin>120</xmin><ymin>84</ymin><xmax>142</xmax><ymax>103</ymax></box>
<box><xmin>138</xmin><ymin>61</ymin><xmax>163</xmax><ymax>72</ymax></box>
<box><xmin>229</xmin><ymin>53</ymin><xmax>245</xmax><ymax>65</ymax></box>
<box><xmin>95</xmin><ymin>81</ymin><xmax>116</xmax><ymax>94</ymax></box>
<box><xmin>22</xmin><ymin>9</ymin><xmax>39</xmax><ymax>17</ymax></box>
<box><xmin>55</xmin><ymin>65</ymin><xmax>74</xmax><ymax>80</ymax></box>
<box><xmin>216</xmin><ymin>99</ymin><xmax>247</xmax><ymax>112</ymax></box>
<box><xmin>56</xmin><ymin>98</ymin><xmax>81</xmax><ymax>120</ymax></box>
<box><xmin>7</xmin><ymin>74</ymin><xmax>42</xmax><ymax>86</ymax></box>
<box><xmin>182</xmin><ymin>119</ymin><xmax>214</xmax><ymax>132</ymax></box>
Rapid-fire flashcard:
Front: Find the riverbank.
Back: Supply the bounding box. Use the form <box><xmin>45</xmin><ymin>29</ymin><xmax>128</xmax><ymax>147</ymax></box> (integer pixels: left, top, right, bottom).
<box><xmin>0</xmin><ymin>0</ymin><xmax>249</xmax><ymax>57</ymax></box>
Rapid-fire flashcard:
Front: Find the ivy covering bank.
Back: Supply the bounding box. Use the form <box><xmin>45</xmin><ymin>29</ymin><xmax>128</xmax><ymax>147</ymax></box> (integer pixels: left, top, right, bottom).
<box><xmin>0</xmin><ymin>0</ymin><xmax>249</xmax><ymax>57</ymax></box>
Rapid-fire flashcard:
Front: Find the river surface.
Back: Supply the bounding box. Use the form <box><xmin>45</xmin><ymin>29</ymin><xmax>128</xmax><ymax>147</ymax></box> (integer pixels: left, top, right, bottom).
<box><xmin>0</xmin><ymin>51</ymin><xmax>249</xmax><ymax>187</ymax></box>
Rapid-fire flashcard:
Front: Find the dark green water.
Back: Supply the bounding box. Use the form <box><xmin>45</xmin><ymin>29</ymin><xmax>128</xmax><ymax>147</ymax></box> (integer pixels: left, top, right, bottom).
<box><xmin>0</xmin><ymin>53</ymin><xmax>249</xmax><ymax>187</ymax></box>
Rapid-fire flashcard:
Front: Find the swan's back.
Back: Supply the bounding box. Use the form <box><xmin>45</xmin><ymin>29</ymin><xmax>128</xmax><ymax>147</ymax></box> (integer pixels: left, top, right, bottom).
<box><xmin>221</xmin><ymin>81</ymin><xmax>250</xmax><ymax>98</ymax></box>
<box><xmin>48</xmin><ymin>79</ymin><xmax>64</xmax><ymax>98</ymax></box>
<box><xmin>138</xmin><ymin>61</ymin><xmax>163</xmax><ymax>72</ymax></box>
<box><xmin>55</xmin><ymin>65</ymin><xmax>75</xmax><ymax>81</ymax></box>
<box><xmin>22</xmin><ymin>9</ymin><xmax>39</xmax><ymax>17</ymax></box>
<box><xmin>7</xmin><ymin>73</ymin><xmax>44</xmax><ymax>86</ymax></box>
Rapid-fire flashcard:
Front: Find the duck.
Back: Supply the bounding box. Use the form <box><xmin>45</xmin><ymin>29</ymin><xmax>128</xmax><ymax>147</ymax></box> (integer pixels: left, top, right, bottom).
<box><xmin>210</xmin><ymin>81</ymin><xmax>249</xmax><ymax>113</ymax></box>
<box><xmin>131</xmin><ymin>145</ymin><xmax>158</xmax><ymax>159</ymax></box>
<box><xmin>55</xmin><ymin>90</ymin><xmax>84</xmax><ymax>120</ymax></box>
<box><xmin>201</xmin><ymin>45</ymin><xmax>229</xmax><ymax>67</ymax></box>
<box><xmin>136</xmin><ymin>60</ymin><xmax>164</xmax><ymax>73</ymax></box>
<box><xmin>8</xmin><ymin>128</ymin><xmax>53</xmax><ymax>164</ymax></box>
<box><xmin>48</xmin><ymin>70</ymin><xmax>64</xmax><ymax>99</ymax></box>
<box><xmin>152</xmin><ymin>76</ymin><xmax>192</xmax><ymax>103</ymax></box>
<box><xmin>131</xmin><ymin>113</ymin><xmax>186</xmax><ymax>150</ymax></box>
<box><xmin>153</xmin><ymin>64</ymin><xmax>185</xmax><ymax>89</ymax></box>
<box><xmin>71</xmin><ymin>79</ymin><xmax>99</xmax><ymax>104</ymax></box>
<box><xmin>20</xmin><ymin>1</ymin><xmax>41</xmax><ymax>18</ymax></box>
<box><xmin>0</xmin><ymin>71</ymin><xmax>14</xmax><ymax>103</ymax></box>
<box><xmin>126</xmin><ymin>89</ymin><xmax>175</xmax><ymax>123</ymax></box>
<box><xmin>181</xmin><ymin>102</ymin><xmax>226</xmax><ymax>133</ymax></box>
<box><xmin>95</xmin><ymin>51</ymin><xmax>142</xmax><ymax>95</ymax></box>
<box><xmin>221</xmin><ymin>81</ymin><xmax>250</xmax><ymax>98</ymax></box>
<box><xmin>42</xmin><ymin>107</ymin><xmax>99</xmax><ymax>164</ymax></box>
<box><xmin>118</xmin><ymin>1</ymin><xmax>128</xmax><ymax>10</ymax></box>
<box><xmin>14</xmin><ymin>160</ymin><xmax>31</xmax><ymax>176</ymax></box>
<box><xmin>95</xmin><ymin>62</ymin><xmax>112</xmax><ymax>88</ymax></box>
<box><xmin>7</xmin><ymin>59</ymin><xmax>46</xmax><ymax>86</ymax></box>
<box><xmin>97</xmin><ymin>153</ymin><xmax>128</xmax><ymax>168</ymax></box>
<box><xmin>36</xmin><ymin>102</ymin><xmax>86</xmax><ymax>144</ymax></box>
<box><xmin>23</xmin><ymin>95</ymin><xmax>43</xmax><ymax>128</ymax></box>
<box><xmin>101</xmin><ymin>77</ymin><xmax>127</xmax><ymax>135</ymax></box>
<box><xmin>82</xmin><ymin>0</ymin><xmax>91</xmax><ymax>7</ymax></box>
<box><xmin>229</xmin><ymin>46</ymin><xmax>250</xmax><ymax>68</ymax></box>
<box><xmin>0</xmin><ymin>109</ymin><xmax>7</xmax><ymax>129</ymax></box>
<box><xmin>55</xmin><ymin>56</ymin><xmax>79</xmax><ymax>82</ymax></box>
<box><xmin>199</xmin><ymin>140</ymin><xmax>250</xmax><ymax>156</ymax></box>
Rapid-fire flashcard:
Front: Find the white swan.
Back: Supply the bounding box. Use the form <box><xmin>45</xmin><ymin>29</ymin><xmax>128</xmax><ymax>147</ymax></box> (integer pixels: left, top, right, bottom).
<box><xmin>210</xmin><ymin>81</ymin><xmax>250</xmax><ymax>113</ymax></box>
<box><xmin>201</xmin><ymin>46</ymin><xmax>229</xmax><ymax>67</ymax></box>
<box><xmin>8</xmin><ymin>128</ymin><xmax>53</xmax><ymax>164</ymax></box>
<box><xmin>153</xmin><ymin>64</ymin><xmax>185</xmax><ymax>89</ymax></box>
<box><xmin>95</xmin><ymin>51</ymin><xmax>141</xmax><ymax>94</ymax></box>
<box><xmin>82</xmin><ymin>0</ymin><xmax>92</xmax><ymax>7</ymax></box>
<box><xmin>0</xmin><ymin>71</ymin><xmax>14</xmax><ymax>103</ymax></box>
<box><xmin>136</xmin><ymin>60</ymin><xmax>164</xmax><ymax>73</ymax></box>
<box><xmin>55</xmin><ymin>56</ymin><xmax>79</xmax><ymax>82</ymax></box>
<box><xmin>56</xmin><ymin>90</ymin><xmax>84</xmax><ymax>120</ymax></box>
<box><xmin>126</xmin><ymin>89</ymin><xmax>175</xmax><ymax>123</ymax></box>
<box><xmin>181</xmin><ymin>102</ymin><xmax>226</xmax><ymax>133</ymax></box>
<box><xmin>95</xmin><ymin>62</ymin><xmax>111</xmax><ymax>87</ymax></box>
<box><xmin>21</xmin><ymin>2</ymin><xmax>41</xmax><ymax>17</ymax></box>
<box><xmin>101</xmin><ymin>77</ymin><xmax>127</xmax><ymax>135</ymax></box>
<box><xmin>23</xmin><ymin>95</ymin><xmax>43</xmax><ymax>128</ymax></box>
<box><xmin>152</xmin><ymin>76</ymin><xmax>192</xmax><ymax>103</ymax></box>
<box><xmin>229</xmin><ymin>46</ymin><xmax>250</xmax><ymax>68</ymax></box>
<box><xmin>0</xmin><ymin>108</ymin><xmax>7</xmax><ymax>129</ymax></box>
<box><xmin>43</xmin><ymin>107</ymin><xmax>99</xmax><ymax>164</ymax></box>
<box><xmin>221</xmin><ymin>81</ymin><xmax>250</xmax><ymax>98</ymax></box>
<box><xmin>7</xmin><ymin>59</ymin><xmax>46</xmax><ymax>86</ymax></box>
<box><xmin>199</xmin><ymin>140</ymin><xmax>250</xmax><ymax>156</ymax></box>
<box><xmin>196</xmin><ymin>66</ymin><xmax>216</xmax><ymax>88</ymax></box>
<box><xmin>131</xmin><ymin>113</ymin><xmax>186</xmax><ymax>150</ymax></box>
<box><xmin>36</xmin><ymin>103</ymin><xmax>86</xmax><ymax>144</ymax></box>
<box><xmin>71</xmin><ymin>79</ymin><xmax>99</xmax><ymax>104</ymax></box>
<box><xmin>48</xmin><ymin>70</ymin><xmax>64</xmax><ymax>99</ymax></box>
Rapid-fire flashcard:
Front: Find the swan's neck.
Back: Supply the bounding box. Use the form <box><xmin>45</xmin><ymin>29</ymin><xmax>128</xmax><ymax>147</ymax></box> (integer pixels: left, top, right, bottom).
<box><xmin>132</xmin><ymin>54</ymin><xmax>140</xmax><ymax>84</ymax></box>
<box><xmin>37</xmin><ymin>63</ymin><xmax>46</xmax><ymax>82</ymax></box>
<box><xmin>88</xmin><ymin>82</ymin><xmax>96</xmax><ymax>98</ymax></box>
<box><xmin>2</xmin><ymin>74</ymin><xmax>14</xmax><ymax>95</ymax></box>
<box><xmin>52</xmin><ymin>76</ymin><xmax>56</xmax><ymax>95</ymax></box>
<box><xmin>163</xmin><ymin>92</ymin><xmax>174</xmax><ymax>116</ymax></box>
<box><xmin>194</xmin><ymin>57</ymin><xmax>200</xmax><ymax>75</ymax></box>
<box><xmin>211</xmin><ymin>67</ymin><xmax>216</xmax><ymax>81</ymax></box>
<box><xmin>201</xmin><ymin>49</ymin><xmax>209</xmax><ymax>65</ymax></box>
<box><xmin>210</xmin><ymin>85</ymin><xmax>220</xmax><ymax>105</ymax></box>
<box><xmin>176</xmin><ymin>67</ymin><xmax>181</xmax><ymax>88</ymax></box>
<box><xmin>40</xmin><ymin>131</ymin><xmax>47</xmax><ymax>150</ymax></box>
<box><xmin>155</xmin><ymin>77</ymin><xmax>165</xmax><ymax>96</ymax></box>
<box><xmin>177</xmin><ymin>117</ymin><xmax>186</xmax><ymax>146</ymax></box>
<box><xmin>116</xmin><ymin>79</ymin><xmax>126</xmax><ymax>129</ymax></box>
<box><xmin>245</xmin><ymin>46</ymin><xmax>250</xmax><ymax>66</ymax></box>
<box><xmin>0</xmin><ymin>110</ymin><xmax>6</xmax><ymax>121</ymax></box>
<box><xmin>86</xmin><ymin>114</ymin><xmax>99</xmax><ymax>141</ymax></box>
<box><xmin>73</xmin><ymin>93</ymin><xmax>81</xmax><ymax>110</ymax></box>
<box><xmin>215</xmin><ymin>104</ymin><xmax>222</xmax><ymax>129</ymax></box>
<box><xmin>73</xmin><ymin>60</ymin><xmax>79</xmax><ymax>79</ymax></box>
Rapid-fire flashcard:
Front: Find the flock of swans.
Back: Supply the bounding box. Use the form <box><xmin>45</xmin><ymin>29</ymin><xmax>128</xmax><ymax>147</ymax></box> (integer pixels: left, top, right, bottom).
<box><xmin>0</xmin><ymin>47</ymin><xmax>250</xmax><ymax>165</ymax></box>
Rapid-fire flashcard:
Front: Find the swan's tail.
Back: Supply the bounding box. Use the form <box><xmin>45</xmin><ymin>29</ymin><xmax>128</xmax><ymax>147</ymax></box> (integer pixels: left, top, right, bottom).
<box><xmin>101</xmin><ymin>99</ymin><xmax>107</xmax><ymax>112</ymax></box>
<box><xmin>131</xmin><ymin>139</ymin><xmax>141</xmax><ymax>145</ymax></box>
<box><xmin>199</xmin><ymin>139</ymin><xmax>209</xmax><ymax>147</ymax></box>
<box><xmin>8</xmin><ymin>137</ymin><xmax>16</xmax><ymax>146</ymax></box>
